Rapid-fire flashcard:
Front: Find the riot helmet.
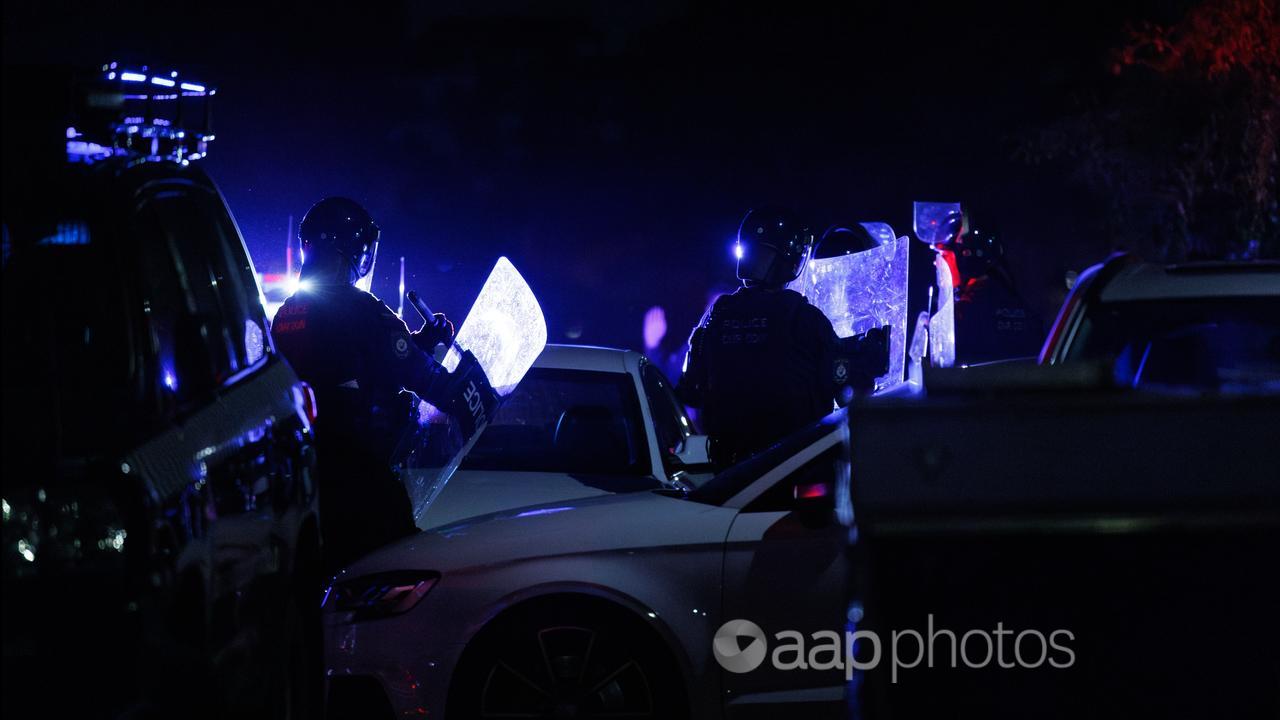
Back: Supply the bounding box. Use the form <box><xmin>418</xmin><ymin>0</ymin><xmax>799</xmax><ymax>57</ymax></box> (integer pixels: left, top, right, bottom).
<box><xmin>735</xmin><ymin>206</ymin><xmax>814</xmax><ymax>287</ymax></box>
<box><xmin>943</xmin><ymin>227</ymin><xmax>1003</xmax><ymax>281</ymax></box>
<box><xmin>298</xmin><ymin>197</ymin><xmax>380</xmax><ymax>285</ymax></box>
<box><xmin>815</xmin><ymin>225</ymin><xmax>880</xmax><ymax>259</ymax></box>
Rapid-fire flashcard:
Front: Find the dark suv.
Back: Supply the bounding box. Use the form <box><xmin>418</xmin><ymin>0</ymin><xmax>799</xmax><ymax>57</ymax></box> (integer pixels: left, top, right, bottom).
<box><xmin>2</xmin><ymin>67</ymin><xmax>322</xmax><ymax>718</ymax></box>
<box><xmin>1040</xmin><ymin>253</ymin><xmax>1280</xmax><ymax>391</ymax></box>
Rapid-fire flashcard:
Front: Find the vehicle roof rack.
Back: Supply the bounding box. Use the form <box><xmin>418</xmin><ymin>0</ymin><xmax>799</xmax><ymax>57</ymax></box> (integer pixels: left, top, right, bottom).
<box><xmin>65</xmin><ymin>62</ymin><xmax>216</xmax><ymax>166</ymax></box>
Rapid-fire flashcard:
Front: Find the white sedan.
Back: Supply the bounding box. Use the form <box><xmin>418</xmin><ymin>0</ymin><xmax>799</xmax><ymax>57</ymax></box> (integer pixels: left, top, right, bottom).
<box><xmin>408</xmin><ymin>344</ymin><xmax>714</xmax><ymax>530</ymax></box>
<box><xmin>323</xmin><ymin>409</ymin><xmax>853</xmax><ymax>719</ymax></box>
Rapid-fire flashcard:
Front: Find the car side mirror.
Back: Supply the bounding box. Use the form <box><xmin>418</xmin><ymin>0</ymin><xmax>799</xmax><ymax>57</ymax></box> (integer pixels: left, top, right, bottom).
<box><xmin>793</xmin><ymin>481</ymin><xmax>836</xmax><ymax>527</ymax></box>
<box><xmin>673</xmin><ymin>434</ymin><xmax>711</xmax><ymax>466</ymax></box>
<box><xmin>793</xmin><ymin>481</ymin><xmax>835</xmax><ymax>510</ymax></box>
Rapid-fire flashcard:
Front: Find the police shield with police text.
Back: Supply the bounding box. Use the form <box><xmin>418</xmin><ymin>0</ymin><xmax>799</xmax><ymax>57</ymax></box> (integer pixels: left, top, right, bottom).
<box><xmin>272</xmin><ymin>197</ymin><xmax>498</xmax><ymax>571</ymax></box>
<box><xmin>677</xmin><ymin>207</ymin><xmax>848</xmax><ymax>465</ymax></box>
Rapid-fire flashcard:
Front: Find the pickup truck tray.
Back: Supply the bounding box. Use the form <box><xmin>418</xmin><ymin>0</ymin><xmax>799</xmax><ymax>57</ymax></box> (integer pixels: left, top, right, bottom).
<box><xmin>848</xmin><ymin>391</ymin><xmax>1280</xmax><ymax>719</ymax></box>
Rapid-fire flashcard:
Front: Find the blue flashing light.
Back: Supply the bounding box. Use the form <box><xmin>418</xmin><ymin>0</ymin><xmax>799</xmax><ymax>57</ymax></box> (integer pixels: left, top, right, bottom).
<box><xmin>75</xmin><ymin>62</ymin><xmax>218</xmax><ymax>167</ymax></box>
<box><xmin>734</xmin><ymin>242</ymin><xmax>745</xmax><ymax>260</ymax></box>
<box><xmin>66</xmin><ymin>140</ymin><xmax>117</xmax><ymax>162</ymax></box>
<box><xmin>38</xmin><ymin>221</ymin><xmax>91</xmax><ymax>246</ymax></box>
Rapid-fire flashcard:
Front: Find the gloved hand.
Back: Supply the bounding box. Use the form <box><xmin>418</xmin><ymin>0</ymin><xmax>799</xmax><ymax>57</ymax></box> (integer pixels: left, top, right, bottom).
<box><xmin>442</xmin><ymin>349</ymin><xmax>500</xmax><ymax>441</ymax></box>
<box><xmin>835</xmin><ymin>325</ymin><xmax>890</xmax><ymax>398</ymax></box>
<box><xmin>413</xmin><ymin>313</ymin><xmax>455</xmax><ymax>353</ymax></box>
<box><xmin>406</xmin><ymin>290</ymin><xmax>455</xmax><ymax>353</ymax></box>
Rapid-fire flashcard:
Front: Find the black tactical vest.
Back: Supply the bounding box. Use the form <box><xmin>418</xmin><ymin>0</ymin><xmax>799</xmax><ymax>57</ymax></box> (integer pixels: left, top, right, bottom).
<box><xmin>699</xmin><ymin>287</ymin><xmax>834</xmax><ymax>460</ymax></box>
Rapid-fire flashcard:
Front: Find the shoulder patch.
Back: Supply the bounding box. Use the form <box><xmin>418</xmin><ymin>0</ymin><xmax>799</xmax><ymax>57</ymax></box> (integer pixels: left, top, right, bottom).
<box><xmin>834</xmin><ymin>357</ymin><xmax>850</xmax><ymax>384</ymax></box>
<box><xmin>393</xmin><ymin>333</ymin><xmax>412</xmax><ymax>359</ymax></box>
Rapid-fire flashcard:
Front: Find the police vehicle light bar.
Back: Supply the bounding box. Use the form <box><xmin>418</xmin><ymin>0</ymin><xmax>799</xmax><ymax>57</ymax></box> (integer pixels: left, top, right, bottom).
<box><xmin>65</xmin><ymin>63</ymin><xmax>217</xmax><ymax>166</ymax></box>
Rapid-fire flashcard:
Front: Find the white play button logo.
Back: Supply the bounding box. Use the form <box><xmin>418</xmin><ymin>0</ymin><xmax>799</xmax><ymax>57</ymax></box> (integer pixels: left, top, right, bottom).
<box><xmin>713</xmin><ymin>619</ymin><xmax>768</xmax><ymax>674</ymax></box>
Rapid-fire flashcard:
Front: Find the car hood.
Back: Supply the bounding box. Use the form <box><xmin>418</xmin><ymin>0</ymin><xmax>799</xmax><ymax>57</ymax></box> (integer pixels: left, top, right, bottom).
<box><xmin>410</xmin><ymin>469</ymin><xmax>665</xmax><ymax>531</ymax></box>
<box><xmin>338</xmin><ymin>490</ymin><xmax>737</xmax><ymax>578</ymax></box>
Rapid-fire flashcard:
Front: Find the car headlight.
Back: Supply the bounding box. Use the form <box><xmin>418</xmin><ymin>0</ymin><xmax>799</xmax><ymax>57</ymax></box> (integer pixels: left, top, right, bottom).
<box><xmin>3</xmin><ymin>484</ymin><xmax>134</xmax><ymax>580</ymax></box>
<box><xmin>322</xmin><ymin>571</ymin><xmax>440</xmax><ymax>621</ymax></box>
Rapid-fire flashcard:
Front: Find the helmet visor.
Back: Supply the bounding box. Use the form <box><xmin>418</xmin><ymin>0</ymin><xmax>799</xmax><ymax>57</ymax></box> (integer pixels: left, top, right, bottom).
<box><xmin>355</xmin><ymin>236</ymin><xmax>378</xmax><ymax>279</ymax></box>
<box><xmin>736</xmin><ymin>242</ymin><xmax>778</xmax><ymax>283</ymax></box>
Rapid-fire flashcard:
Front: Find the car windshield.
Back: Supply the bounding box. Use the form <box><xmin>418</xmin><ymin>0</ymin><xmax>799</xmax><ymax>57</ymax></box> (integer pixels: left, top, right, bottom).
<box><xmin>459</xmin><ymin>367</ymin><xmax>651</xmax><ymax>475</ymax></box>
<box><xmin>1067</xmin><ymin>296</ymin><xmax>1280</xmax><ymax>392</ymax></box>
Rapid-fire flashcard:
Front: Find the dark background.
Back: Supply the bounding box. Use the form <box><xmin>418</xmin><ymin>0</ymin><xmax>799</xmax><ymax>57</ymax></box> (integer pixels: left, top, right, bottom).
<box><xmin>3</xmin><ymin>0</ymin><xmax>1192</xmax><ymax>357</ymax></box>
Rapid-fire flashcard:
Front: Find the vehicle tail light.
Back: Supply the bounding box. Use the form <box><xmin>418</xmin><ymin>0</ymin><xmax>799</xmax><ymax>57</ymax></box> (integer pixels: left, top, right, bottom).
<box><xmin>294</xmin><ymin>382</ymin><xmax>318</xmax><ymax>426</ymax></box>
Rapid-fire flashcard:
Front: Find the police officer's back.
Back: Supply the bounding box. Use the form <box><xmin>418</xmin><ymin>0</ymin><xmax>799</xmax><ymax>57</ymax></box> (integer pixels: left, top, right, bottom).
<box><xmin>677</xmin><ymin>207</ymin><xmax>841</xmax><ymax>464</ymax></box>
<box><xmin>942</xmin><ymin>226</ymin><xmax>1043</xmax><ymax>364</ymax></box>
<box><xmin>273</xmin><ymin>197</ymin><xmax>456</xmax><ymax>571</ymax></box>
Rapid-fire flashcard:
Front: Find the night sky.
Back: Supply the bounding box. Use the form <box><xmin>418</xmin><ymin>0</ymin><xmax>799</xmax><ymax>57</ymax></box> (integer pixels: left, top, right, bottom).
<box><xmin>3</xmin><ymin>0</ymin><xmax>1187</xmax><ymax>357</ymax></box>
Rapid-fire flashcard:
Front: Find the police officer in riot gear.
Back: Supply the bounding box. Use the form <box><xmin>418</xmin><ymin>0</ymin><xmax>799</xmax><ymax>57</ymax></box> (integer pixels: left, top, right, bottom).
<box><xmin>676</xmin><ymin>207</ymin><xmax>844</xmax><ymax>465</ymax></box>
<box><xmin>273</xmin><ymin>197</ymin><xmax>484</xmax><ymax>572</ymax></box>
<box><xmin>941</xmin><ymin>222</ymin><xmax>1043</xmax><ymax>364</ymax></box>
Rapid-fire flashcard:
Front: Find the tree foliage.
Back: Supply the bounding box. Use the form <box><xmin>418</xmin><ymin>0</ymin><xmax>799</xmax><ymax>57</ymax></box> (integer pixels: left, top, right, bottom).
<box><xmin>1022</xmin><ymin>0</ymin><xmax>1279</xmax><ymax>260</ymax></box>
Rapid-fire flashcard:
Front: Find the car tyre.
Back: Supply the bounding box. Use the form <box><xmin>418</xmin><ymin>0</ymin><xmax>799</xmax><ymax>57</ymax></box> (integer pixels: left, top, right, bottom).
<box><xmin>448</xmin><ymin>600</ymin><xmax>688</xmax><ymax>720</ymax></box>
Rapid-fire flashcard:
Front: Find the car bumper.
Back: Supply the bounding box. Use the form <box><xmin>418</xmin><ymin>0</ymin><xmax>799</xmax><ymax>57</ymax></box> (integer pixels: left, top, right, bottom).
<box><xmin>324</xmin><ymin>609</ymin><xmax>466</xmax><ymax>718</ymax></box>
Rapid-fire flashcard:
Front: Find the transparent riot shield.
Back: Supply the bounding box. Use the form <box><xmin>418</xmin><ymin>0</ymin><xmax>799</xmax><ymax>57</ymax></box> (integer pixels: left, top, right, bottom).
<box><xmin>913</xmin><ymin>202</ymin><xmax>961</xmax><ymax>369</ymax></box>
<box><xmin>912</xmin><ymin>201</ymin><xmax>962</xmax><ymax>245</ymax></box>
<box><xmin>929</xmin><ymin>256</ymin><xmax>957</xmax><ymax>369</ymax></box>
<box><xmin>789</xmin><ymin>228</ymin><xmax>910</xmax><ymax>393</ymax></box>
<box><xmin>403</xmin><ymin>257</ymin><xmax>547</xmax><ymax>522</ymax></box>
